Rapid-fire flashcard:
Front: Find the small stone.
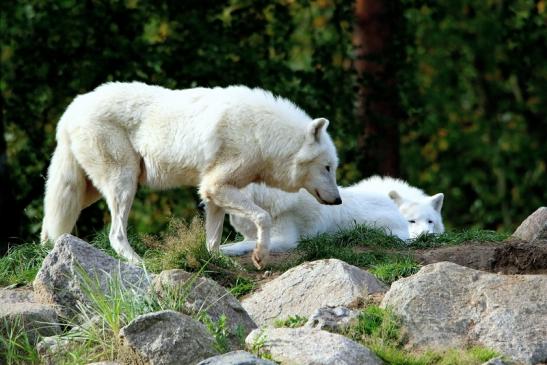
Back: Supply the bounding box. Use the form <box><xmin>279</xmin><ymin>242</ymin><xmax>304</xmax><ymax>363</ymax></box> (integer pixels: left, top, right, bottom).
<box><xmin>305</xmin><ymin>306</ymin><xmax>361</xmax><ymax>331</ymax></box>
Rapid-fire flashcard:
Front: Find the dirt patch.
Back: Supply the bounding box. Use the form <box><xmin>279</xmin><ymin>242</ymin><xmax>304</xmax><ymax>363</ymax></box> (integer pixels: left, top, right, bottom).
<box><xmin>413</xmin><ymin>238</ymin><xmax>547</xmax><ymax>274</ymax></box>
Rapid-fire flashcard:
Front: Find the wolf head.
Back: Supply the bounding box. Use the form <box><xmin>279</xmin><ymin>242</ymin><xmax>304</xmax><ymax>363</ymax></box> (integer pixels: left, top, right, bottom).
<box><xmin>389</xmin><ymin>191</ymin><xmax>445</xmax><ymax>239</ymax></box>
<box><xmin>291</xmin><ymin>118</ymin><xmax>342</xmax><ymax>205</ymax></box>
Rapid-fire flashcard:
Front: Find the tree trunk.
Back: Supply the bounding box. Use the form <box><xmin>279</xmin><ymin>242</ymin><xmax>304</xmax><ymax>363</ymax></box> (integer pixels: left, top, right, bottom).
<box><xmin>353</xmin><ymin>0</ymin><xmax>404</xmax><ymax>177</ymax></box>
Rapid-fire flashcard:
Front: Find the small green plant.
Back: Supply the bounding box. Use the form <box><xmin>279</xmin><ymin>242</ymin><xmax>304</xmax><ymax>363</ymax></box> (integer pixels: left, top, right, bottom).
<box><xmin>274</xmin><ymin>315</ymin><xmax>308</xmax><ymax>328</ymax></box>
<box><xmin>198</xmin><ymin>313</ymin><xmax>231</xmax><ymax>354</ymax></box>
<box><xmin>249</xmin><ymin>328</ymin><xmax>274</xmax><ymax>360</ymax></box>
<box><xmin>229</xmin><ymin>276</ymin><xmax>256</xmax><ymax>298</ymax></box>
<box><xmin>0</xmin><ymin>317</ymin><xmax>41</xmax><ymax>365</ymax></box>
<box><xmin>0</xmin><ymin>242</ymin><xmax>50</xmax><ymax>286</ymax></box>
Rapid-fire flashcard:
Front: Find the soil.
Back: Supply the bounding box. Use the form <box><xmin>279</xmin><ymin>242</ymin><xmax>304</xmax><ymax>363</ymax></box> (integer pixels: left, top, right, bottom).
<box><xmin>231</xmin><ymin>238</ymin><xmax>547</xmax><ymax>281</ymax></box>
<box><xmin>413</xmin><ymin>238</ymin><xmax>547</xmax><ymax>275</ymax></box>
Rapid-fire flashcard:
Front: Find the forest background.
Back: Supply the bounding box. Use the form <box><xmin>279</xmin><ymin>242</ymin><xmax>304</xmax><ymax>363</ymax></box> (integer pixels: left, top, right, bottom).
<box><xmin>1</xmin><ymin>0</ymin><xmax>546</xmax><ymax>253</ymax></box>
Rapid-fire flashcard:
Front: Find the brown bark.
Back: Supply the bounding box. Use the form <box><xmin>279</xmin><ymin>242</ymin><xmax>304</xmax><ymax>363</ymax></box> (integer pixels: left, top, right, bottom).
<box><xmin>353</xmin><ymin>0</ymin><xmax>404</xmax><ymax>177</ymax></box>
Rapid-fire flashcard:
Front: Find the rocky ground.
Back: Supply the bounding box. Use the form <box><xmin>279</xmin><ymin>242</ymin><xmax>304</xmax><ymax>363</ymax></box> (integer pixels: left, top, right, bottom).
<box><xmin>0</xmin><ymin>207</ymin><xmax>546</xmax><ymax>365</ymax></box>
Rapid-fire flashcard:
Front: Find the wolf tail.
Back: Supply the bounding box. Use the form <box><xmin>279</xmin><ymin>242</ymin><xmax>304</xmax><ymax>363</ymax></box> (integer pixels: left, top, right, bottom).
<box><xmin>40</xmin><ymin>131</ymin><xmax>86</xmax><ymax>244</ymax></box>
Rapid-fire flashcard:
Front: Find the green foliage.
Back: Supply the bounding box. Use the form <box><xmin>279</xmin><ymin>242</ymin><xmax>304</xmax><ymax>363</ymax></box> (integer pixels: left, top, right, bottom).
<box><xmin>400</xmin><ymin>0</ymin><xmax>547</xmax><ymax>230</ymax></box>
<box><xmin>273</xmin><ymin>315</ymin><xmax>308</xmax><ymax>328</ymax></box>
<box><xmin>370</xmin><ymin>257</ymin><xmax>420</xmax><ymax>284</ymax></box>
<box><xmin>1</xmin><ymin>0</ymin><xmax>545</xmax><ymax>252</ymax></box>
<box><xmin>142</xmin><ymin>218</ymin><xmax>245</xmax><ymax>286</ymax></box>
<box><xmin>198</xmin><ymin>313</ymin><xmax>231</xmax><ymax>354</ymax></box>
<box><xmin>0</xmin><ymin>317</ymin><xmax>40</xmax><ymax>365</ymax></box>
<box><xmin>229</xmin><ymin>276</ymin><xmax>256</xmax><ymax>298</ymax></box>
<box><xmin>344</xmin><ymin>306</ymin><xmax>500</xmax><ymax>365</ymax></box>
<box><xmin>411</xmin><ymin>228</ymin><xmax>509</xmax><ymax>249</ymax></box>
<box><xmin>0</xmin><ymin>242</ymin><xmax>50</xmax><ymax>286</ymax></box>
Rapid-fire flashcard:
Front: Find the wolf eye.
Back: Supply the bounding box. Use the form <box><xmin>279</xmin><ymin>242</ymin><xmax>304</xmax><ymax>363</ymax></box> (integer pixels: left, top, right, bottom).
<box><xmin>325</xmin><ymin>166</ymin><xmax>331</xmax><ymax>172</ymax></box>
<box><xmin>428</xmin><ymin>220</ymin><xmax>433</xmax><ymax>224</ymax></box>
<box><xmin>409</xmin><ymin>220</ymin><xmax>416</xmax><ymax>224</ymax></box>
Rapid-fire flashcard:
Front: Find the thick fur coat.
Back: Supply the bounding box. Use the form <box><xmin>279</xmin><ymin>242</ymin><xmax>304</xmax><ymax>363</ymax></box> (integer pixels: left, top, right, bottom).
<box><xmin>41</xmin><ymin>82</ymin><xmax>341</xmax><ymax>268</ymax></box>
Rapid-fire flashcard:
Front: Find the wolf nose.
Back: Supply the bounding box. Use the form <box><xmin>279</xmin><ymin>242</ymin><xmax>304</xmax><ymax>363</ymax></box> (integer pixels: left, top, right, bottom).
<box><xmin>333</xmin><ymin>197</ymin><xmax>342</xmax><ymax>205</ymax></box>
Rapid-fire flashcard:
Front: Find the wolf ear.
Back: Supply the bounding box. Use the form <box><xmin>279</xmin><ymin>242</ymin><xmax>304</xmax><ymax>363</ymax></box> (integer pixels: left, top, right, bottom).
<box><xmin>307</xmin><ymin>118</ymin><xmax>329</xmax><ymax>143</ymax></box>
<box><xmin>388</xmin><ymin>190</ymin><xmax>404</xmax><ymax>206</ymax></box>
<box><xmin>430</xmin><ymin>193</ymin><xmax>444</xmax><ymax>212</ymax></box>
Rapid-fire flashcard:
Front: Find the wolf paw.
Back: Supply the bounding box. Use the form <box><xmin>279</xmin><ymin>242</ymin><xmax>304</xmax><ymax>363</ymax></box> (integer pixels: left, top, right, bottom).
<box><xmin>252</xmin><ymin>247</ymin><xmax>269</xmax><ymax>270</ymax></box>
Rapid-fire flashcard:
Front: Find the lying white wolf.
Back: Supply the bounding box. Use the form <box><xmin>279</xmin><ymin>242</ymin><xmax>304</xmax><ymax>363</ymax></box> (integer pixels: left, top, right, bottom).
<box><xmin>221</xmin><ymin>176</ymin><xmax>444</xmax><ymax>255</ymax></box>
<box><xmin>41</xmin><ymin>82</ymin><xmax>341</xmax><ymax>268</ymax></box>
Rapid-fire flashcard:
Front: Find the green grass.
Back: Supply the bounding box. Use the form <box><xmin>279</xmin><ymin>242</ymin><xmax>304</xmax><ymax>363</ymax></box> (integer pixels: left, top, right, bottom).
<box><xmin>229</xmin><ymin>276</ymin><xmax>256</xmax><ymax>298</ymax></box>
<box><xmin>273</xmin><ymin>315</ymin><xmax>308</xmax><ymax>328</ymax></box>
<box><xmin>0</xmin><ymin>317</ymin><xmax>41</xmax><ymax>365</ymax></box>
<box><xmin>410</xmin><ymin>228</ymin><xmax>509</xmax><ymax>249</ymax></box>
<box><xmin>343</xmin><ymin>305</ymin><xmax>500</xmax><ymax>365</ymax></box>
<box><xmin>370</xmin><ymin>257</ymin><xmax>421</xmax><ymax>284</ymax></box>
<box><xmin>0</xmin><ymin>242</ymin><xmax>50</xmax><ymax>286</ymax></box>
<box><xmin>283</xmin><ymin>224</ymin><xmax>509</xmax><ymax>284</ymax></box>
<box><xmin>142</xmin><ymin>218</ymin><xmax>246</xmax><ymax>286</ymax></box>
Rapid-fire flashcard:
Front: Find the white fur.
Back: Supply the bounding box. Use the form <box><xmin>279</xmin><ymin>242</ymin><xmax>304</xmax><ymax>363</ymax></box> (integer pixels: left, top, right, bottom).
<box><xmin>40</xmin><ymin>81</ymin><xmax>341</xmax><ymax>268</ymax></box>
<box><xmin>356</xmin><ymin>176</ymin><xmax>445</xmax><ymax>239</ymax></box>
<box><xmin>222</xmin><ymin>175</ymin><xmax>445</xmax><ymax>256</ymax></box>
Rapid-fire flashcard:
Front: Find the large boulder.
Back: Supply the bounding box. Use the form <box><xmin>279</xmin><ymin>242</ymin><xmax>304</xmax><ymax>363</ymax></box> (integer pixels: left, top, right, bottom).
<box><xmin>242</xmin><ymin>259</ymin><xmax>386</xmax><ymax>326</ymax></box>
<box><xmin>153</xmin><ymin>269</ymin><xmax>256</xmax><ymax>349</ymax></box>
<box><xmin>512</xmin><ymin>207</ymin><xmax>547</xmax><ymax>242</ymax></box>
<box><xmin>0</xmin><ymin>287</ymin><xmax>60</xmax><ymax>342</ymax></box>
<box><xmin>119</xmin><ymin>310</ymin><xmax>218</xmax><ymax>365</ymax></box>
<box><xmin>245</xmin><ymin>327</ymin><xmax>382</xmax><ymax>365</ymax></box>
<box><xmin>381</xmin><ymin>262</ymin><xmax>547</xmax><ymax>364</ymax></box>
<box><xmin>33</xmin><ymin>234</ymin><xmax>152</xmax><ymax>318</ymax></box>
<box><xmin>196</xmin><ymin>350</ymin><xmax>276</xmax><ymax>365</ymax></box>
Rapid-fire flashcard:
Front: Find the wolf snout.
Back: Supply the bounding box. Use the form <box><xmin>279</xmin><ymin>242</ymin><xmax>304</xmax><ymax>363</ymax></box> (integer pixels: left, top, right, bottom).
<box><xmin>328</xmin><ymin>196</ymin><xmax>342</xmax><ymax>205</ymax></box>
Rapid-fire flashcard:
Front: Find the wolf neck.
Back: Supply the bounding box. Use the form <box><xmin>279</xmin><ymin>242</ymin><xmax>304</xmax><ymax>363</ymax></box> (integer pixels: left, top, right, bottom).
<box><xmin>256</xmin><ymin>127</ymin><xmax>306</xmax><ymax>193</ymax></box>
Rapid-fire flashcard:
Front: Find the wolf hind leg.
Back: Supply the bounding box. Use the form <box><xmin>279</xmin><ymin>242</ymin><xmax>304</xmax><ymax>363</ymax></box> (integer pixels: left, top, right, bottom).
<box><xmin>71</xmin><ymin>128</ymin><xmax>141</xmax><ymax>264</ymax></box>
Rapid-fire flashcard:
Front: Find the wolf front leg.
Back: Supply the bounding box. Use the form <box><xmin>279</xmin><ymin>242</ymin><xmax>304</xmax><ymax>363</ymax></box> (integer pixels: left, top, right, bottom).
<box><xmin>204</xmin><ymin>201</ymin><xmax>225</xmax><ymax>252</ymax></box>
<box><xmin>201</xmin><ymin>183</ymin><xmax>272</xmax><ymax>269</ymax></box>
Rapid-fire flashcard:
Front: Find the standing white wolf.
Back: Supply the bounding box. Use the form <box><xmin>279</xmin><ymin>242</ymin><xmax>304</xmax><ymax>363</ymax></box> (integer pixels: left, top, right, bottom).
<box><xmin>41</xmin><ymin>82</ymin><xmax>341</xmax><ymax>268</ymax></box>
<box><xmin>222</xmin><ymin>176</ymin><xmax>444</xmax><ymax>256</ymax></box>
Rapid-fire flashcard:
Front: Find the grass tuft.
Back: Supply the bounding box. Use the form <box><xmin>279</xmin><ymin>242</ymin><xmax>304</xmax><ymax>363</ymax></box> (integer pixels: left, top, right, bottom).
<box><xmin>0</xmin><ymin>242</ymin><xmax>50</xmax><ymax>286</ymax></box>
<box><xmin>0</xmin><ymin>317</ymin><xmax>41</xmax><ymax>365</ymax></box>
<box><xmin>142</xmin><ymin>217</ymin><xmax>245</xmax><ymax>286</ymax></box>
<box><xmin>343</xmin><ymin>305</ymin><xmax>500</xmax><ymax>365</ymax></box>
<box><xmin>273</xmin><ymin>315</ymin><xmax>308</xmax><ymax>328</ymax></box>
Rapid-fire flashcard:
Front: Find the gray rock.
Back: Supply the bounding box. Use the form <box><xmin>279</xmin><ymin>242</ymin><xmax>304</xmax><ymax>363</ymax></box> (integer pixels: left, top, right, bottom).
<box><xmin>242</xmin><ymin>259</ymin><xmax>386</xmax><ymax>326</ymax></box>
<box><xmin>305</xmin><ymin>306</ymin><xmax>361</xmax><ymax>332</ymax></box>
<box><xmin>245</xmin><ymin>327</ymin><xmax>382</xmax><ymax>365</ymax></box>
<box><xmin>119</xmin><ymin>310</ymin><xmax>218</xmax><ymax>365</ymax></box>
<box><xmin>512</xmin><ymin>207</ymin><xmax>547</xmax><ymax>241</ymax></box>
<box><xmin>381</xmin><ymin>262</ymin><xmax>547</xmax><ymax>364</ymax></box>
<box><xmin>37</xmin><ymin>336</ymin><xmax>74</xmax><ymax>365</ymax></box>
<box><xmin>481</xmin><ymin>357</ymin><xmax>516</xmax><ymax>365</ymax></box>
<box><xmin>86</xmin><ymin>362</ymin><xmax>121</xmax><ymax>365</ymax></box>
<box><xmin>153</xmin><ymin>269</ymin><xmax>256</xmax><ymax>349</ymax></box>
<box><xmin>33</xmin><ymin>234</ymin><xmax>152</xmax><ymax>318</ymax></box>
<box><xmin>196</xmin><ymin>350</ymin><xmax>276</xmax><ymax>365</ymax></box>
<box><xmin>0</xmin><ymin>287</ymin><xmax>60</xmax><ymax>342</ymax></box>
